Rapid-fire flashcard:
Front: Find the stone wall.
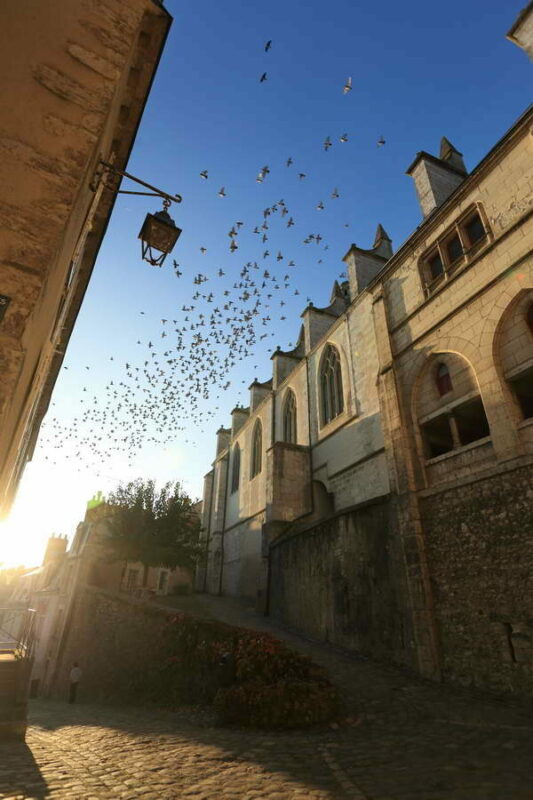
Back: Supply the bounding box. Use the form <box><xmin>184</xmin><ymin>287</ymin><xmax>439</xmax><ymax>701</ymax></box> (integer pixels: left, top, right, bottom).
<box><xmin>420</xmin><ymin>459</ymin><xmax>533</xmax><ymax>696</ymax></box>
<box><xmin>51</xmin><ymin>586</ymin><xmax>172</xmax><ymax>701</ymax></box>
<box><xmin>268</xmin><ymin>497</ymin><xmax>416</xmax><ymax>668</ymax></box>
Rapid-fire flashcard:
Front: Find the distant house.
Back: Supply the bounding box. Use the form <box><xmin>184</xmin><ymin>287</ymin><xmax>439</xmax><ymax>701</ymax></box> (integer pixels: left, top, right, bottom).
<box><xmin>8</xmin><ymin>493</ymin><xmax>200</xmax><ymax>696</ymax></box>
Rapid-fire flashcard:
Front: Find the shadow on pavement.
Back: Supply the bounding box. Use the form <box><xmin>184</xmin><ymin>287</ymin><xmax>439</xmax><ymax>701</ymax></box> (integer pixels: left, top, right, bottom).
<box><xmin>0</xmin><ymin>740</ymin><xmax>49</xmax><ymax>799</ymax></box>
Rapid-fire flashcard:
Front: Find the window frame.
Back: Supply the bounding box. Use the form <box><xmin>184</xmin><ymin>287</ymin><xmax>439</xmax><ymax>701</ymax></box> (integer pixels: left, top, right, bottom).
<box><xmin>319</xmin><ymin>344</ymin><xmax>344</xmax><ymax>427</ymax></box>
<box><xmin>230</xmin><ymin>443</ymin><xmax>241</xmax><ymax>493</ymax></box>
<box><xmin>527</xmin><ymin>302</ymin><xmax>533</xmax><ymax>335</ymax></box>
<box><xmin>250</xmin><ymin>421</ymin><xmax>262</xmax><ymax>479</ymax></box>
<box><xmin>282</xmin><ymin>389</ymin><xmax>297</xmax><ymax>444</ymax></box>
<box><xmin>435</xmin><ymin>362</ymin><xmax>453</xmax><ymax>397</ymax></box>
<box><xmin>420</xmin><ymin>204</ymin><xmax>490</xmax><ymax>295</ymax></box>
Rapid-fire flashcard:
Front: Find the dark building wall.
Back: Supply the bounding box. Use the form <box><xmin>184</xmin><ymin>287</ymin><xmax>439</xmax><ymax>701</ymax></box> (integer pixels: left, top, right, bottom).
<box><xmin>51</xmin><ymin>586</ymin><xmax>172</xmax><ymax>701</ymax></box>
<box><xmin>420</xmin><ymin>460</ymin><xmax>533</xmax><ymax>696</ymax></box>
<box><xmin>268</xmin><ymin>498</ymin><xmax>416</xmax><ymax>668</ymax></box>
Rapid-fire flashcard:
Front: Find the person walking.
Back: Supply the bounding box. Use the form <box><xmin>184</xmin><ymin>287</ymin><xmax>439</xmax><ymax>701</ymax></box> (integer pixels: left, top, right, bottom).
<box><xmin>69</xmin><ymin>662</ymin><xmax>82</xmax><ymax>704</ymax></box>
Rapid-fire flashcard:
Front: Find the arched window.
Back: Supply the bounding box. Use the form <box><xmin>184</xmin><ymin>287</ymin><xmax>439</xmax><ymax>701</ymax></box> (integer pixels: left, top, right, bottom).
<box><xmin>436</xmin><ymin>363</ymin><xmax>453</xmax><ymax>396</ymax></box>
<box><xmin>250</xmin><ymin>421</ymin><xmax>262</xmax><ymax>478</ymax></box>
<box><xmin>527</xmin><ymin>303</ymin><xmax>533</xmax><ymax>335</ymax></box>
<box><xmin>320</xmin><ymin>344</ymin><xmax>344</xmax><ymax>425</ymax></box>
<box><xmin>282</xmin><ymin>390</ymin><xmax>297</xmax><ymax>444</ymax></box>
<box><xmin>230</xmin><ymin>444</ymin><xmax>240</xmax><ymax>493</ymax></box>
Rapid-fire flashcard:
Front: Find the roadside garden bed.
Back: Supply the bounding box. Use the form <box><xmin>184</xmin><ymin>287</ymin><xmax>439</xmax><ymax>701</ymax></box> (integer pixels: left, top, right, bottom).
<box><xmin>142</xmin><ymin>613</ymin><xmax>339</xmax><ymax>729</ymax></box>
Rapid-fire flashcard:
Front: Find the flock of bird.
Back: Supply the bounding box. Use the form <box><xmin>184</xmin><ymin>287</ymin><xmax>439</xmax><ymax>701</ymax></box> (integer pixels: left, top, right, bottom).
<box><xmin>38</xmin><ymin>39</ymin><xmax>386</xmax><ymax>475</ymax></box>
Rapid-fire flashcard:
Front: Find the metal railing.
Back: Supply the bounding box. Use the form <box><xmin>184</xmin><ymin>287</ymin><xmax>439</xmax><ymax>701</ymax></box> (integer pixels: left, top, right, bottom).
<box><xmin>0</xmin><ymin>607</ymin><xmax>36</xmax><ymax>659</ymax></box>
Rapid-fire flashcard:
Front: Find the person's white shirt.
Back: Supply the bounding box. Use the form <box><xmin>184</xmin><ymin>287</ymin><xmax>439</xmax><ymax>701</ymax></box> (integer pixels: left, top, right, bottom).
<box><xmin>70</xmin><ymin>666</ymin><xmax>82</xmax><ymax>683</ymax></box>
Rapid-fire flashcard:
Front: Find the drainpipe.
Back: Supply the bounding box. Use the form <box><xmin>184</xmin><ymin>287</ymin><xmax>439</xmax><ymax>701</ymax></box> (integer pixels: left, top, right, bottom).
<box><xmin>304</xmin><ymin>354</ymin><xmax>315</xmax><ymax>513</ymax></box>
<box><xmin>202</xmin><ymin>469</ymin><xmax>215</xmax><ymax>593</ymax></box>
<box><xmin>217</xmin><ymin>453</ymin><xmax>230</xmax><ymax>596</ymax></box>
<box><xmin>263</xmin><ymin>390</ymin><xmax>276</xmax><ymax>615</ymax></box>
<box><xmin>271</xmin><ymin>389</ymin><xmax>276</xmax><ymax>445</ymax></box>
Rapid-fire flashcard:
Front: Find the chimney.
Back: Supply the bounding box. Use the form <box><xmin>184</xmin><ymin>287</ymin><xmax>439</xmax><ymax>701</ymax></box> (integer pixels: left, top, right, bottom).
<box><xmin>249</xmin><ymin>378</ymin><xmax>272</xmax><ymax>411</ymax></box>
<box><xmin>343</xmin><ymin>224</ymin><xmax>392</xmax><ymax>298</ymax></box>
<box><xmin>271</xmin><ymin>348</ymin><xmax>300</xmax><ymax>389</ymax></box>
<box><xmin>215</xmin><ymin>426</ymin><xmax>231</xmax><ymax>455</ymax></box>
<box><xmin>507</xmin><ymin>3</ymin><xmax>533</xmax><ymax>60</ymax></box>
<box><xmin>406</xmin><ymin>137</ymin><xmax>467</xmax><ymax>217</ymax></box>
<box><xmin>230</xmin><ymin>406</ymin><xmax>249</xmax><ymax>437</ymax></box>
<box><xmin>43</xmin><ymin>534</ymin><xmax>67</xmax><ymax>565</ymax></box>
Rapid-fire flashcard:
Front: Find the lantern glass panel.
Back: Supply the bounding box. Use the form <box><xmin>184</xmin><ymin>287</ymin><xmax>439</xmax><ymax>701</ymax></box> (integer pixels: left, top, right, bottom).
<box><xmin>138</xmin><ymin>211</ymin><xmax>181</xmax><ymax>255</ymax></box>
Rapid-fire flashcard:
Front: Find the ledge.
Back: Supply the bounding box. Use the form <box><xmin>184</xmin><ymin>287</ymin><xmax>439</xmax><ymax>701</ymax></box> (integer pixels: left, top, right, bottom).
<box><xmin>424</xmin><ymin>436</ymin><xmax>492</xmax><ymax>466</ymax></box>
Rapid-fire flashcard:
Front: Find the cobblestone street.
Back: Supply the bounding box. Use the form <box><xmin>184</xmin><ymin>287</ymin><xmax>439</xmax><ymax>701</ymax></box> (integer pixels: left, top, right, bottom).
<box><xmin>2</xmin><ymin>596</ymin><xmax>533</xmax><ymax>800</ymax></box>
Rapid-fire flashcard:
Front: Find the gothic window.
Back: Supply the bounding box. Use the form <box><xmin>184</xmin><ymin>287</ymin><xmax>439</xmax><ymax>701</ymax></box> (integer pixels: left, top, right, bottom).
<box><xmin>320</xmin><ymin>344</ymin><xmax>344</xmax><ymax>426</ymax></box>
<box><xmin>250</xmin><ymin>421</ymin><xmax>262</xmax><ymax>478</ymax></box>
<box><xmin>282</xmin><ymin>390</ymin><xmax>297</xmax><ymax>444</ymax></box>
<box><xmin>435</xmin><ymin>363</ymin><xmax>452</xmax><ymax>396</ymax></box>
<box><xmin>230</xmin><ymin>443</ymin><xmax>240</xmax><ymax>493</ymax></box>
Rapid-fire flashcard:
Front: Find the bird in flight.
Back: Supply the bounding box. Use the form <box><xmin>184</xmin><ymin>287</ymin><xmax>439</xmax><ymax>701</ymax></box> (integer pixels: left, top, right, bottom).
<box><xmin>265</xmin><ymin>40</ymin><xmax>272</xmax><ymax>52</ymax></box>
<box><xmin>323</xmin><ymin>136</ymin><xmax>332</xmax><ymax>151</ymax></box>
<box><xmin>377</xmin><ymin>135</ymin><xmax>386</xmax><ymax>147</ymax></box>
<box><xmin>286</xmin><ymin>156</ymin><xmax>293</xmax><ymax>167</ymax></box>
<box><xmin>340</xmin><ymin>133</ymin><xmax>348</xmax><ymax>143</ymax></box>
<box><xmin>331</xmin><ymin>188</ymin><xmax>340</xmax><ymax>198</ymax></box>
<box><xmin>218</xmin><ymin>187</ymin><xmax>227</xmax><ymax>197</ymax></box>
<box><xmin>316</xmin><ymin>201</ymin><xmax>325</xmax><ymax>211</ymax></box>
<box><xmin>260</xmin><ymin>72</ymin><xmax>267</xmax><ymax>83</ymax></box>
<box><xmin>298</xmin><ymin>173</ymin><xmax>306</xmax><ymax>180</ymax></box>
<box><xmin>200</xmin><ymin>170</ymin><xmax>208</xmax><ymax>179</ymax></box>
<box><xmin>343</xmin><ymin>76</ymin><xmax>352</xmax><ymax>94</ymax></box>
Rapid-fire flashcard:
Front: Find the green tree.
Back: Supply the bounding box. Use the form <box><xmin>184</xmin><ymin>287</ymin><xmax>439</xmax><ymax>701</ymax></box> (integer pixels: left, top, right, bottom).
<box><xmin>106</xmin><ymin>479</ymin><xmax>201</xmax><ymax>586</ymax></box>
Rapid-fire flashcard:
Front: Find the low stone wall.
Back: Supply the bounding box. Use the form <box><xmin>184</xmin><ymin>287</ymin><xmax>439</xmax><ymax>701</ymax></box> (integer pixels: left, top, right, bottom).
<box><xmin>268</xmin><ymin>497</ymin><xmax>415</xmax><ymax>668</ymax></box>
<box><xmin>51</xmin><ymin>587</ymin><xmax>173</xmax><ymax>702</ymax></box>
<box><xmin>420</xmin><ymin>461</ymin><xmax>533</xmax><ymax>696</ymax></box>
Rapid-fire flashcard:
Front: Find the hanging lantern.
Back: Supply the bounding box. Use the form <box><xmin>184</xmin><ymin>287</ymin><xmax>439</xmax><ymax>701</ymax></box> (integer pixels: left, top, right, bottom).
<box><xmin>138</xmin><ymin>200</ymin><xmax>182</xmax><ymax>267</ymax></box>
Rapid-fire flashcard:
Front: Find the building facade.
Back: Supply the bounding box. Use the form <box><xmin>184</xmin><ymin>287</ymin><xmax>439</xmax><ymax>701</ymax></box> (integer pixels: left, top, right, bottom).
<box><xmin>199</xmin><ymin>96</ymin><xmax>533</xmax><ymax>696</ymax></box>
<box><xmin>9</xmin><ymin>495</ymin><xmax>195</xmax><ymax>697</ymax></box>
<box><xmin>0</xmin><ymin>0</ymin><xmax>172</xmax><ymax>518</ymax></box>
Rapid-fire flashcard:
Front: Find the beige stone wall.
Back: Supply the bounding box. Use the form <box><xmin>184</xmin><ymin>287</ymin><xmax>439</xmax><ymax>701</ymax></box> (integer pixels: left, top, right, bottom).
<box><xmin>0</xmin><ymin>0</ymin><xmax>171</xmax><ymax>515</ymax></box>
<box><xmin>384</xmin><ymin>126</ymin><xmax>532</xmax><ymax>334</ymax></box>
<box><xmin>374</xmin><ymin>106</ymin><xmax>533</xmax><ymax>693</ymax></box>
<box><xmin>202</xmin><ymin>274</ymin><xmax>388</xmax><ymax>599</ymax></box>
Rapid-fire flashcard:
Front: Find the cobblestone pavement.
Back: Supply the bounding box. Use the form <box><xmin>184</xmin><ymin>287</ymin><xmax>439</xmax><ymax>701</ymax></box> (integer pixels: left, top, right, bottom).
<box><xmin>2</xmin><ymin>594</ymin><xmax>533</xmax><ymax>799</ymax></box>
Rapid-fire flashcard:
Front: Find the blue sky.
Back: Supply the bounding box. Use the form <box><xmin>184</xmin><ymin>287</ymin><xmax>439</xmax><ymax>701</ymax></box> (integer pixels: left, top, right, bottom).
<box><xmin>0</xmin><ymin>0</ymin><xmax>530</xmax><ymax>566</ymax></box>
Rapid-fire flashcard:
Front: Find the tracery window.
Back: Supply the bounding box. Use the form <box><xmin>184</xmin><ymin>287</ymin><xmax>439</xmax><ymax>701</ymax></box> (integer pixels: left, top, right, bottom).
<box><xmin>230</xmin><ymin>443</ymin><xmax>240</xmax><ymax>493</ymax></box>
<box><xmin>320</xmin><ymin>344</ymin><xmax>344</xmax><ymax>426</ymax></box>
<box><xmin>282</xmin><ymin>390</ymin><xmax>297</xmax><ymax>444</ymax></box>
<box><xmin>250</xmin><ymin>421</ymin><xmax>262</xmax><ymax>478</ymax></box>
<box><xmin>435</xmin><ymin>363</ymin><xmax>453</xmax><ymax>396</ymax></box>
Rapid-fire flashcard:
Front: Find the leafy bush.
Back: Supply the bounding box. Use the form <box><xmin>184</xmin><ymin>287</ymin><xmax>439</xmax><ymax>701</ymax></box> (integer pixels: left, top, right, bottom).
<box><xmin>214</xmin><ymin>679</ymin><xmax>339</xmax><ymax>728</ymax></box>
<box><xmin>155</xmin><ymin>613</ymin><xmax>339</xmax><ymax>728</ymax></box>
<box><xmin>170</xmin><ymin>583</ymin><xmax>191</xmax><ymax>596</ymax></box>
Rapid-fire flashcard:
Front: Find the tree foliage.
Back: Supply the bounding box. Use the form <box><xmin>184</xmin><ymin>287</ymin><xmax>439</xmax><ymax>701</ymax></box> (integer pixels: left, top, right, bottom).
<box><xmin>106</xmin><ymin>479</ymin><xmax>201</xmax><ymax>581</ymax></box>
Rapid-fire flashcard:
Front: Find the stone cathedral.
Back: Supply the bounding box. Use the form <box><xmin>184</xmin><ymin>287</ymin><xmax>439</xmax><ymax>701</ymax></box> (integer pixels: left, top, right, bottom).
<box><xmin>197</xmin><ymin>54</ymin><xmax>533</xmax><ymax>694</ymax></box>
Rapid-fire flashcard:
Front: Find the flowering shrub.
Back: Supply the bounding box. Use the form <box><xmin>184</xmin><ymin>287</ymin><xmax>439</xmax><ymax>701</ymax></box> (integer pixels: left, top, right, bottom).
<box><xmin>154</xmin><ymin>613</ymin><xmax>339</xmax><ymax>728</ymax></box>
<box><xmin>214</xmin><ymin>679</ymin><xmax>339</xmax><ymax>729</ymax></box>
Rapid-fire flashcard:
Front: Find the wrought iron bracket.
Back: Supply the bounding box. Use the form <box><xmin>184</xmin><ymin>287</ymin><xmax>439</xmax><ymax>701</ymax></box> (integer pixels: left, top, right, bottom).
<box><xmin>90</xmin><ymin>159</ymin><xmax>182</xmax><ymax>205</ymax></box>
